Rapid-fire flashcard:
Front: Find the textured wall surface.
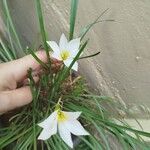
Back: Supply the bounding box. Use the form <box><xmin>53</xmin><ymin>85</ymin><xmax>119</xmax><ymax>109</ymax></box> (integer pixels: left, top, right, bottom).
<box><xmin>4</xmin><ymin>0</ymin><xmax>150</xmax><ymax>110</ymax></box>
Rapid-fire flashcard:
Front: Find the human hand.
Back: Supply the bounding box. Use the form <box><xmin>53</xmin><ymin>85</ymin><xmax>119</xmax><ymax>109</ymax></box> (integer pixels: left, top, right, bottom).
<box><xmin>0</xmin><ymin>51</ymin><xmax>48</xmax><ymax>113</ymax></box>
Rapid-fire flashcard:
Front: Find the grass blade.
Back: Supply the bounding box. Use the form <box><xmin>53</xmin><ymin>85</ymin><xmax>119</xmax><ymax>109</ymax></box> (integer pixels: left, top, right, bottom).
<box><xmin>2</xmin><ymin>0</ymin><xmax>24</xmax><ymax>54</ymax></box>
<box><xmin>79</xmin><ymin>8</ymin><xmax>109</xmax><ymax>40</ymax></box>
<box><xmin>69</xmin><ymin>0</ymin><xmax>79</xmax><ymax>40</ymax></box>
<box><xmin>27</xmin><ymin>48</ymin><xmax>48</xmax><ymax>70</ymax></box>
<box><xmin>79</xmin><ymin>51</ymin><xmax>100</xmax><ymax>60</ymax></box>
<box><xmin>91</xmin><ymin>120</ymin><xmax>111</xmax><ymax>150</ymax></box>
<box><xmin>34</xmin><ymin>0</ymin><xmax>51</xmax><ymax>66</ymax></box>
<box><xmin>0</xmin><ymin>38</ymin><xmax>14</xmax><ymax>61</ymax></box>
<box><xmin>6</xmin><ymin>18</ymin><xmax>17</xmax><ymax>59</ymax></box>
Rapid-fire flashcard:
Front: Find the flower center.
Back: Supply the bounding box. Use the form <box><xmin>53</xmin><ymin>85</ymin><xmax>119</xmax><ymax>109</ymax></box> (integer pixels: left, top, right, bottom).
<box><xmin>57</xmin><ymin>111</ymin><xmax>67</xmax><ymax>122</ymax></box>
<box><xmin>60</xmin><ymin>50</ymin><xmax>70</xmax><ymax>60</ymax></box>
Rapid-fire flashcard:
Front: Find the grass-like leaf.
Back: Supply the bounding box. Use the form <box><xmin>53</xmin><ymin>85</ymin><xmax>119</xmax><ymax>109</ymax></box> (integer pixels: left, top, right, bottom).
<box><xmin>2</xmin><ymin>0</ymin><xmax>24</xmax><ymax>54</ymax></box>
<box><xmin>79</xmin><ymin>51</ymin><xmax>100</xmax><ymax>60</ymax></box>
<box><xmin>0</xmin><ymin>38</ymin><xmax>14</xmax><ymax>61</ymax></box>
<box><xmin>79</xmin><ymin>8</ymin><xmax>112</xmax><ymax>40</ymax></box>
<box><xmin>34</xmin><ymin>0</ymin><xmax>51</xmax><ymax>66</ymax></box>
<box><xmin>27</xmin><ymin>47</ymin><xmax>49</xmax><ymax>70</ymax></box>
<box><xmin>69</xmin><ymin>0</ymin><xmax>79</xmax><ymax>40</ymax></box>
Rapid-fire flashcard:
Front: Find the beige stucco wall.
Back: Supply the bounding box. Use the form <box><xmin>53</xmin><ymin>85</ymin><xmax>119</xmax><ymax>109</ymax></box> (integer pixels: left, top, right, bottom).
<box><xmin>2</xmin><ymin>0</ymin><xmax>150</xmax><ymax>112</ymax></box>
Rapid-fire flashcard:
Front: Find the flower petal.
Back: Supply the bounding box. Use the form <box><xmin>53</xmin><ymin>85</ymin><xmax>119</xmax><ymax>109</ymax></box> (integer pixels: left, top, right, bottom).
<box><xmin>59</xmin><ymin>33</ymin><xmax>68</xmax><ymax>50</ymax></box>
<box><xmin>66</xmin><ymin>38</ymin><xmax>80</xmax><ymax>57</ymax></box>
<box><xmin>63</xmin><ymin>111</ymin><xmax>81</xmax><ymax>120</ymax></box>
<box><xmin>65</xmin><ymin>120</ymin><xmax>89</xmax><ymax>136</ymax></box>
<box><xmin>38</xmin><ymin>111</ymin><xmax>57</xmax><ymax>129</ymax></box>
<box><xmin>38</xmin><ymin>129</ymin><xmax>54</xmax><ymax>140</ymax></box>
<box><xmin>38</xmin><ymin>111</ymin><xmax>58</xmax><ymax>140</ymax></box>
<box><xmin>51</xmin><ymin>52</ymin><xmax>62</xmax><ymax>60</ymax></box>
<box><xmin>64</xmin><ymin>59</ymin><xmax>78</xmax><ymax>71</ymax></box>
<box><xmin>47</xmin><ymin>41</ymin><xmax>62</xmax><ymax>60</ymax></box>
<box><xmin>47</xmin><ymin>41</ymin><xmax>59</xmax><ymax>53</ymax></box>
<box><xmin>63</xmin><ymin>59</ymin><xmax>72</xmax><ymax>68</ymax></box>
<box><xmin>58</xmin><ymin>122</ymin><xmax>73</xmax><ymax>148</ymax></box>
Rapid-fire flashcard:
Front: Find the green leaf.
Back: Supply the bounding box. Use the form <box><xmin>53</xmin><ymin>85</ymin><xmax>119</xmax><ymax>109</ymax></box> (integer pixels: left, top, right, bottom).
<box><xmin>6</xmin><ymin>18</ymin><xmax>17</xmax><ymax>59</ymax></box>
<box><xmin>69</xmin><ymin>0</ymin><xmax>79</xmax><ymax>40</ymax></box>
<box><xmin>2</xmin><ymin>0</ymin><xmax>24</xmax><ymax>54</ymax></box>
<box><xmin>34</xmin><ymin>0</ymin><xmax>51</xmax><ymax>66</ymax></box>
<box><xmin>79</xmin><ymin>51</ymin><xmax>100</xmax><ymax>60</ymax></box>
<box><xmin>91</xmin><ymin>120</ymin><xmax>111</xmax><ymax>150</ymax></box>
<box><xmin>79</xmin><ymin>8</ymin><xmax>110</xmax><ymax>40</ymax></box>
<box><xmin>27</xmin><ymin>47</ymin><xmax>49</xmax><ymax>70</ymax></box>
<box><xmin>0</xmin><ymin>38</ymin><xmax>14</xmax><ymax>61</ymax></box>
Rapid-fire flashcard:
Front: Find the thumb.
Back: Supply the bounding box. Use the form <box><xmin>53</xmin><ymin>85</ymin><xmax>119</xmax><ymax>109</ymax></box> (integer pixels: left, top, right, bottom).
<box><xmin>0</xmin><ymin>86</ymin><xmax>32</xmax><ymax>113</ymax></box>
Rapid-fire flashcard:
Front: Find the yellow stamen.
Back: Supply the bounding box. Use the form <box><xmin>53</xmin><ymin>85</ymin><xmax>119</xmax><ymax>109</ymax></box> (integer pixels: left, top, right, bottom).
<box><xmin>57</xmin><ymin>111</ymin><xmax>67</xmax><ymax>122</ymax></box>
<box><xmin>60</xmin><ymin>50</ymin><xmax>70</xmax><ymax>60</ymax></box>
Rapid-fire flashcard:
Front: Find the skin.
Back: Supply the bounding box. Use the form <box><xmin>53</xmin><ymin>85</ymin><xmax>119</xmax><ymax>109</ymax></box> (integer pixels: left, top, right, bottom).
<box><xmin>0</xmin><ymin>51</ymin><xmax>51</xmax><ymax>114</ymax></box>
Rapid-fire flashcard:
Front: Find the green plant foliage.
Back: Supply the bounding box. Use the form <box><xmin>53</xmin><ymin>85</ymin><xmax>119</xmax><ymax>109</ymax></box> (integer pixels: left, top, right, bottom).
<box><xmin>34</xmin><ymin>0</ymin><xmax>51</xmax><ymax>66</ymax></box>
<box><xmin>69</xmin><ymin>0</ymin><xmax>79</xmax><ymax>40</ymax></box>
<box><xmin>1</xmin><ymin>0</ymin><xmax>24</xmax><ymax>58</ymax></box>
<box><xmin>0</xmin><ymin>0</ymin><xmax>150</xmax><ymax>150</ymax></box>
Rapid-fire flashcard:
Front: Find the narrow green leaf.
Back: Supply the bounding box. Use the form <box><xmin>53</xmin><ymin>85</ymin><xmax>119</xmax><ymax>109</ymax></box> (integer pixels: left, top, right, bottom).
<box><xmin>111</xmin><ymin>128</ymin><xmax>130</xmax><ymax>150</ymax></box>
<box><xmin>79</xmin><ymin>8</ymin><xmax>109</xmax><ymax>40</ymax></box>
<box><xmin>6</xmin><ymin>18</ymin><xmax>17</xmax><ymax>59</ymax></box>
<box><xmin>79</xmin><ymin>51</ymin><xmax>100</xmax><ymax>60</ymax></box>
<box><xmin>0</xmin><ymin>38</ymin><xmax>13</xmax><ymax>61</ymax></box>
<box><xmin>0</xmin><ymin>48</ymin><xmax>9</xmax><ymax>62</ymax></box>
<box><xmin>79</xmin><ymin>137</ymin><xmax>95</xmax><ymax>150</ymax></box>
<box><xmin>28</xmin><ymin>69</ymin><xmax>37</xmax><ymax>150</ymax></box>
<box><xmin>91</xmin><ymin>120</ymin><xmax>111</xmax><ymax>150</ymax></box>
<box><xmin>69</xmin><ymin>0</ymin><xmax>79</xmax><ymax>40</ymax></box>
<box><xmin>34</xmin><ymin>0</ymin><xmax>51</xmax><ymax>66</ymax></box>
<box><xmin>2</xmin><ymin>0</ymin><xmax>24</xmax><ymax>54</ymax></box>
<box><xmin>28</xmin><ymin>47</ymin><xmax>49</xmax><ymax>70</ymax></box>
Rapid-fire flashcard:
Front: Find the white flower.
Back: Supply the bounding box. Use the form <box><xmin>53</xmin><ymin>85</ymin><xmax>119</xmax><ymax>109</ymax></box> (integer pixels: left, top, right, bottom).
<box><xmin>47</xmin><ymin>34</ymin><xmax>81</xmax><ymax>71</ymax></box>
<box><xmin>38</xmin><ymin>110</ymin><xmax>89</xmax><ymax>148</ymax></box>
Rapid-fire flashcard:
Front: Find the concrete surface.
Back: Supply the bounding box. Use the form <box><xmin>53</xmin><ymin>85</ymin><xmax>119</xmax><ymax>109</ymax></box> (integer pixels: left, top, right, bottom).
<box><xmin>1</xmin><ymin>0</ymin><xmax>150</xmax><ymax>115</ymax></box>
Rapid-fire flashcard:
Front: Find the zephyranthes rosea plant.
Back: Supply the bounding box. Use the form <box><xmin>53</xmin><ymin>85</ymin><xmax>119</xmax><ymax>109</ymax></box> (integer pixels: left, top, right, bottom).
<box><xmin>1</xmin><ymin>0</ymin><xmax>150</xmax><ymax>150</ymax></box>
